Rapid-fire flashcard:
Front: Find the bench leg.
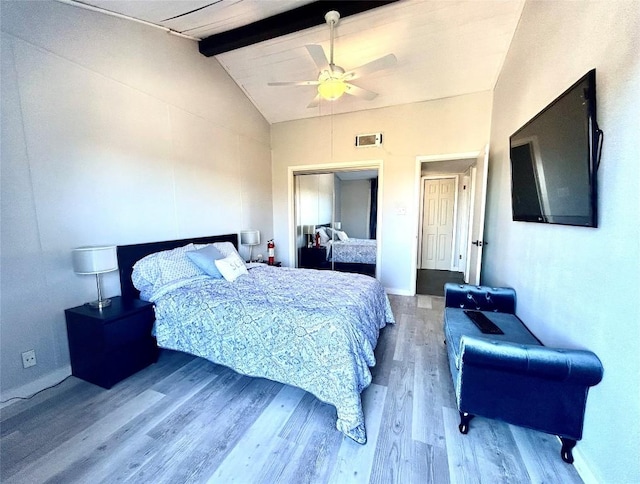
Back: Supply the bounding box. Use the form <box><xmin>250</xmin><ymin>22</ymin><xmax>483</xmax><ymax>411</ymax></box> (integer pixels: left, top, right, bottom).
<box><xmin>560</xmin><ymin>437</ymin><xmax>577</xmax><ymax>464</ymax></box>
<box><xmin>458</xmin><ymin>412</ymin><xmax>475</xmax><ymax>434</ymax></box>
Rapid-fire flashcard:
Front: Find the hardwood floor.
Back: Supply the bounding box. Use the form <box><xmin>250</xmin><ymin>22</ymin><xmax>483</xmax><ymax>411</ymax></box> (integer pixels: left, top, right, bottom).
<box><xmin>416</xmin><ymin>270</ymin><xmax>465</xmax><ymax>297</ymax></box>
<box><xmin>0</xmin><ymin>295</ymin><xmax>583</xmax><ymax>484</ymax></box>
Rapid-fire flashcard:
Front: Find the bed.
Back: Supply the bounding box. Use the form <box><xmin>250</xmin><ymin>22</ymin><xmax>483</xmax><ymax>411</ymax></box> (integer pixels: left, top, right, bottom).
<box><xmin>329</xmin><ymin>237</ymin><xmax>376</xmax><ymax>263</ymax></box>
<box><xmin>117</xmin><ymin>234</ymin><xmax>394</xmax><ymax>444</ymax></box>
<box><xmin>317</xmin><ymin>226</ymin><xmax>377</xmax><ymax>276</ymax></box>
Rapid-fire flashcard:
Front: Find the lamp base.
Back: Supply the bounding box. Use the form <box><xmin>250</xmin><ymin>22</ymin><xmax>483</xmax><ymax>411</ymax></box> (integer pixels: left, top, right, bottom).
<box><xmin>88</xmin><ymin>298</ymin><xmax>111</xmax><ymax>310</ymax></box>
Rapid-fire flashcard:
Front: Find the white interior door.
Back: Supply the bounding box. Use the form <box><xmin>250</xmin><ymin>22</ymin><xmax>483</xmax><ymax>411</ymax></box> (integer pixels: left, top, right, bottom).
<box><xmin>455</xmin><ymin>174</ymin><xmax>471</xmax><ymax>272</ymax></box>
<box><xmin>421</xmin><ymin>178</ymin><xmax>456</xmax><ymax>270</ymax></box>
<box><xmin>466</xmin><ymin>145</ymin><xmax>489</xmax><ymax>284</ymax></box>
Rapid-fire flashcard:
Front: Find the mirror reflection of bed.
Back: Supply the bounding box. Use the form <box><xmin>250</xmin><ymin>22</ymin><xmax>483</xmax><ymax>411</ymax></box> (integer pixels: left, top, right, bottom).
<box><xmin>316</xmin><ymin>224</ymin><xmax>377</xmax><ymax>277</ymax></box>
<box><xmin>294</xmin><ymin>170</ymin><xmax>378</xmax><ymax>277</ymax></box>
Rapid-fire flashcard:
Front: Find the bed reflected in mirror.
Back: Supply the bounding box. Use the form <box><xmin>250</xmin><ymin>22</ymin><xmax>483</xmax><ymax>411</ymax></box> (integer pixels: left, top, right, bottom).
<box><xmin>294</xmin><ymin>169</ymin><xmax>378</xmax><ymax>277</ymax></box>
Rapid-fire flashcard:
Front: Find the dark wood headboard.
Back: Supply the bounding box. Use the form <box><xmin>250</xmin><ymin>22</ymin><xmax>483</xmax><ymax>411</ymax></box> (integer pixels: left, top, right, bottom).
<box><xmin>117</xmin><ymin>233</ymin><xmax>238</xmax><ymax>302</ymax></box>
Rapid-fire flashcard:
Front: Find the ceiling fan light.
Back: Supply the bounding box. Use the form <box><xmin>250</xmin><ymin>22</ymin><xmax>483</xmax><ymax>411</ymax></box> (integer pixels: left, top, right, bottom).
<box><xmin>318</xmin><ymin>79</ymin><xmax>346</xmax><ymax>101</ymax></box>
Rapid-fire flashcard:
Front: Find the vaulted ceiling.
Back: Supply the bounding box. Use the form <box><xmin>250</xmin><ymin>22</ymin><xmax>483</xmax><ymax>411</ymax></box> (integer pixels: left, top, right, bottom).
<box><xmin>68</xmin><ymin>0</ymin><xmax>524</xmax><ymax>124</ymax></box>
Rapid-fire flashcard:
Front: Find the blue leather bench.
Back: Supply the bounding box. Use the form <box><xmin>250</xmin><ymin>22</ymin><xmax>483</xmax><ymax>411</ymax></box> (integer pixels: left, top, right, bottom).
<box><xmin>443</xmin><ymin>283</ymin><xmax>603</xmax><ymax>463</ymax></box>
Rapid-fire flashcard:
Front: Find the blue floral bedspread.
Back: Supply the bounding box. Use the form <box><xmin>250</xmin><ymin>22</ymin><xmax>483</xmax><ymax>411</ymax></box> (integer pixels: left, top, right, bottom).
<box><xmin>151</xmin><ymin>265</ymin><xmax>395</xmax><ymax>443</ymax></box>
<box><xmin>329</xmin><ymin>238</ymin><xmax>377</xmax><ymax>264</ymax></box>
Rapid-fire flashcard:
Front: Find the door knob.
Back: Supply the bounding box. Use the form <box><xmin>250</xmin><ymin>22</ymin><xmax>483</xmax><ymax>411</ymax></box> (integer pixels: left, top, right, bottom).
<box><xmin>472</xmin><ymin>240</ymin><xmax>487</xmax><ymax>247</ymax></box>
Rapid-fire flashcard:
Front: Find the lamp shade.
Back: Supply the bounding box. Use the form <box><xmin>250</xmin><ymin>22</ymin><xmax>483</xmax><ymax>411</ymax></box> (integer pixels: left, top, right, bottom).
<box><xmin>303</xmin><ymin>225</ymin><xmax>316</xmax><ymax>235</ymax></box>
<box><xmin>72</xmin><ymin>246</ymin><xmax>118</xmax><ymax>274</ymax></box>
<box><xmin>332</xmin><ymin>221</ymin><xmax>342</xmax><ymax>230</ymax></box>
<box><xmin>240</xmin><ymin>230</ymin><xmax>260</xmax><ymax>246</ymax></box>
<box><xmin>318</xmin><ymin>79</ymin><xmax>346</xmax><ymax>101</ymax></box>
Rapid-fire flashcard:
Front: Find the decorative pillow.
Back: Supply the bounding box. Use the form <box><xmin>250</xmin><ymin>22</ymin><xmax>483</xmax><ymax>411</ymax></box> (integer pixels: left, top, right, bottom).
<box><xmin>212</xmin><ymin>241</ymin><xmax>241</xmax><ymax>258</ymax></box>
<box><xmin>335</xmin><ymin>230</ymin><xmax>349</xmax><ymax>241</ymax></box>
<box><xmin>214</xmin><ymin>252</ymin><xmax>248</xmax><ymax>282</ymax></box>
<box><xmin>316</xmin><ymin>227</ymin><xmax>330</xmax><ymax>245</ymax></box>
<box><xmin>192</xmin><ymin>241</ymin><xmax>241</xmax><ymax>259</ymax></box>
<box><xmin>186</xmin><ymin>244</ymin><xmax>224</xmax><ymax>278</ymax></box>
<box><xmin>132</xmin><ymin>243</ymin><xmax>203</xmax><ymax>300</ymax></box>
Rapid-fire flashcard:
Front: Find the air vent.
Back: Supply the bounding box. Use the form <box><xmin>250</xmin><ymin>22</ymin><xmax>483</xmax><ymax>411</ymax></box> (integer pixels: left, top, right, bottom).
<box><xmin>355</xmin><ymin>133</ymin><xmax>382</xmax><ymax>148</ymax></box>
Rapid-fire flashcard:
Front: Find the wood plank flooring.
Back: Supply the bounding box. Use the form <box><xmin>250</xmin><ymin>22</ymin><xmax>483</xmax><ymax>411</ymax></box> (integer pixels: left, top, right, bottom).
<box><xmin>0</xmin><ymin>295</ymin><xmax>584</xmax><ymax>484</ymax></box>
<box><xmin>416</xmin><ymin>270</ymin><xmax>465</xmax><ymax>297</ymax></box>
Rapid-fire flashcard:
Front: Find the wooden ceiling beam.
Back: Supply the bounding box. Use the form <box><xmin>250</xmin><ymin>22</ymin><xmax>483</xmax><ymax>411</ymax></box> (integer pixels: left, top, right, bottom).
<box><xmin>198</xmin><ymin>0</ymin><xmax>399</xmax><ymax>57</ymax></box>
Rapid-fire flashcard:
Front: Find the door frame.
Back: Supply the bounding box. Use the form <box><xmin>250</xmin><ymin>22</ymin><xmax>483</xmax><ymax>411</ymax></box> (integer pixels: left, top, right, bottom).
<box><xmin>417</xmin><ymin>175</ymin><xmax>459</xmax><ymax>271</ymax></box>
<box><xmin>288</xmin><ymin>159</ymin><xmax>383</xmax><ymax>278</ymax></box>
<box><xmin>412</xmin><ymin>151</ymin><xmax>480</xmax><ymax>295</ymax></box>
<box><xmin>465</xmin><ymin>145</ymin><xmax>490</xmax><ymax>285</ymax></box>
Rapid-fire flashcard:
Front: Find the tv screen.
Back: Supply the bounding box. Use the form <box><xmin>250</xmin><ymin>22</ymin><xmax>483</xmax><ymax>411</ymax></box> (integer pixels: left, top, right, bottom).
<box><xmin>509</xmin><ymin>69</ymin><xmax>601</xmax><ymax>227</ymax></box>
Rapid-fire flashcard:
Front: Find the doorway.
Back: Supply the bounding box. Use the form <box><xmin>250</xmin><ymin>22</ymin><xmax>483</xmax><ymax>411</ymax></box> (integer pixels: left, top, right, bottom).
<box><xmin>420</xmin><ymin>177</ymin><xmax>457</xmax><ymax>270</ymax></box>
<box><xmin>414</xmin><ymin>152</ymin><xmax>481</xmax><ymax>296</ymax></box>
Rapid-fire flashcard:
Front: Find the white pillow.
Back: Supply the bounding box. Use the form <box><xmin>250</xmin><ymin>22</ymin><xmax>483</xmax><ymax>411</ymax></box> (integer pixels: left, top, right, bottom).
<box><xmin>214</xmin><ymin>252</ymin><xmax>249</xmax><ymax>282</ymax></box>
<box><xmin>316</xmin><ymin>227</ymin><xmax>330</xmax><ymax>245</ymax></box>
<box><xmin>212</xmin><ymin>241</ymin><xmax>242</xmax><ymax>258</ymax></box>
<box><xmin>133</xmin><ymin>243</ymin><xmax>202</xmax><ymax>299</ymax></box>
<box><xmin>335</xmin><ymin>230</ymin><xmax>349</xmax><ymax>241</ymax></box>
<box><xmin>193</xmin><ymin>241</ymin><xmax>242</xmax><ymax>259</ymax></box>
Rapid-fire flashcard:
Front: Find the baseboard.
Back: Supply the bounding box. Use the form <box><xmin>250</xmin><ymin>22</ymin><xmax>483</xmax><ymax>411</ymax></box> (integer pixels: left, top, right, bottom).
<box><xmin>384</xmin><ymin>287</ymin><xmax>415</xmax><ymax>296</ymax></box>
<box><xmin>554</xmin><ymin>436</ymin><xmax>598</xmax><ymax>484</ymax></box>
<box><xmin>0</xmin><ymin>365</ymin><xmax>72</xmax><ymax>409</ymax></box>
<box><xmin>572</xmin><ymin>446</ymin><xmax>599</xmax><ymax>484</ymax></box>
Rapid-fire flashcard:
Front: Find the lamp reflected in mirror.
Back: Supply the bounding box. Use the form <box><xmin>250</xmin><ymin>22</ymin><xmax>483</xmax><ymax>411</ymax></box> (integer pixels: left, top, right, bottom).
<box><xmin>303</xmin><ymin>224</ymin><xmax>316</xmax><ymax>248</ymax></box>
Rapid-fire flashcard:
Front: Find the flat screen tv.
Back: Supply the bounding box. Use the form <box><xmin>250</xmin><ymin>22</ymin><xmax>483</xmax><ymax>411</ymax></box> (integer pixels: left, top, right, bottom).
<box><xmin>509</xmin><ymin>69</ymin><xmax>602</xmax><ymax>227</ymax></box>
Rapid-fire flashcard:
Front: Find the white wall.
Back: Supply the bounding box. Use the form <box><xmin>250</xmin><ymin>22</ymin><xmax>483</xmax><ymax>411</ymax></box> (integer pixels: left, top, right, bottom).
<box><xmin>340</xmin><ymin>179</ymin><xmax>371</xmax><ymax>239</ymax></box>
<box><xmin>296</xmin><ymin>173</ymin><xmax>334</xmax><ymax>227</ymax></box>
<box><xmin>271</xmin><ymin>92</ymin><xmax>492</xmax><ymax>294</ymax></box>
<box><xmin>0</xmin><ymin>1</ymin><xmax>272</xmax><ymax>397</ymax></box>
<box><xmin>333</xmin><ymin>174</ymin><xmax>342</xmax><ymax>224</ymax></box>
<box><xmin>483</xmin><ymin>1</ymin><xmax>640</xmax><ymax>482</ymax></box>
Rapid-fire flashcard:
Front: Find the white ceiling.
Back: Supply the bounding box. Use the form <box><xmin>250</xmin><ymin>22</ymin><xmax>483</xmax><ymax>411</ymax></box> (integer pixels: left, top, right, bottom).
<box><xmin>422</xmin><ymin>158</ymin><xmax>477</xmax><ymax>174</ymax></box>
<box><xmin>336</xmin><ymin>169</ymin><xmax>378</xmax><ymax>181</ymax></box>
<box><xmin>69</xmin><ymin>0</ymin><xmax>525</xmax><ymax>124</ymax></box>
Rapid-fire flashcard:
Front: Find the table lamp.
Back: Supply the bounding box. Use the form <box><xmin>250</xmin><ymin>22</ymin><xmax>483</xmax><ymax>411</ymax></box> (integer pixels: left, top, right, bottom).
<box><xmin>303</xmin><ymin>225</ymin><xmax>316</xmax><ymax>248</ymax></box>
<box><xmin>72</xmin><ymin>245</ymin><xmax>118</xmax><ymax>309</ymax></box>
<box><xmin>240</xmin><ymin>230</ymin><xmax>260</xmax><ymax>262</ymax></box>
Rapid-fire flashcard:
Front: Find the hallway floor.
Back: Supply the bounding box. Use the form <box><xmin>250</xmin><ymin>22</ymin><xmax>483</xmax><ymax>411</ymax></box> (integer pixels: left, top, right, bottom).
<box><xmin>416</xmin><ymin>269</ymin><xmax>465</xmax><ymax>296</ymax></box>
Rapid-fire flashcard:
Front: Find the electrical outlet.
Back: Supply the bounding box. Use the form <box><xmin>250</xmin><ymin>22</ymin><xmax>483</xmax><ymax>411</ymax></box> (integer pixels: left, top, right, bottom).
<box><xmin>22</xmin><ymin>349</ymin><xmax>36</xmax><ymax>368</ymax></box>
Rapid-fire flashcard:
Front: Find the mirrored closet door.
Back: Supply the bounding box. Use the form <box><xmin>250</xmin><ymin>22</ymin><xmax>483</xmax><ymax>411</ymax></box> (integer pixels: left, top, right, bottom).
<box><xmin>294</xmin><ymin>170</ymin><xmax>378</xmax><ymax>276</ymax></box>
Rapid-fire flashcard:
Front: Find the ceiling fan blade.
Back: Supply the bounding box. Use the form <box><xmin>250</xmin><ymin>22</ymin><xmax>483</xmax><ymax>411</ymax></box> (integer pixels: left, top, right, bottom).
<box><xmin>344</xmin><ymin>83</ymin><xmax>378</xmax><ymax>101</ymax></box>
<box><xmin>343</xmin><ymin>54</ymin><xmax>397</xmax><ymax>81</ymax></box>
<box><xmin>307</xmin><ymin>95</ymin><xmax>321</xmax><ymax>109</ymax></box>
<box><xmin>305</xmin><ymin>44</ymin><xmax>329</xmax><ymax>71</ymax></box>
<box><xmin>268</xmin><ymin>80</ymin><xmax>320</xmax><ymax>86</ymax></box>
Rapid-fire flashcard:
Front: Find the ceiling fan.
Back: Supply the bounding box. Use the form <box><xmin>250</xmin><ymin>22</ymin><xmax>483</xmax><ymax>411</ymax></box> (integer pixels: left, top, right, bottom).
<box><xmin>268</xmin><ymin>10</ymin><xmax>397</xmax><ymax>108</ymax></box>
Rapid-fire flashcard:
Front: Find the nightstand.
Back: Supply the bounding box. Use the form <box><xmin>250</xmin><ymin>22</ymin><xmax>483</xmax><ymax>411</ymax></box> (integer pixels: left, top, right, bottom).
<box><xmin>65</xmin><ymin>296</ymin><xmax>158</xmax><ymax>389</ymax></box>
<box><xmin>299</xmin><ymin>246</ymin><xmax>330</xmax><ymax>269</ymax></box>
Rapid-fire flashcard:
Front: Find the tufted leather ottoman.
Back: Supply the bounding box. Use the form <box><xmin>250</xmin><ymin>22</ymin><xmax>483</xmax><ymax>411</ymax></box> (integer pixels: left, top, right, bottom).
<box><xmin>443</xmin><ymin>283</ymin><xmax>603</xmax><ymax>464</ymax></box>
